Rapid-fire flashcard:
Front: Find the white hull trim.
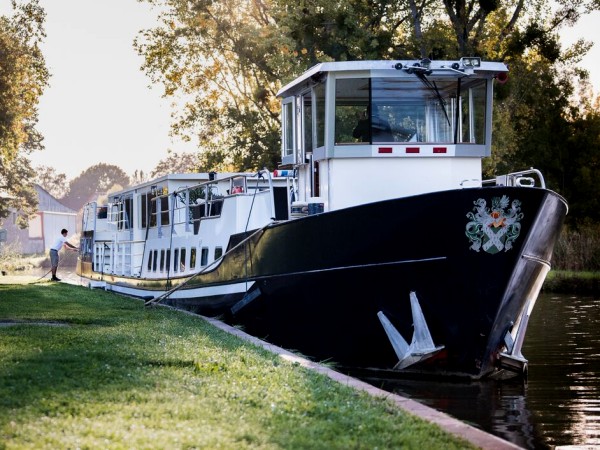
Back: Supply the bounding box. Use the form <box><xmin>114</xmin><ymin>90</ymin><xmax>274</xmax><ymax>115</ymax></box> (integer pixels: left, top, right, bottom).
<box><xmin>100</xmin><ymin>279</ymin><xmax>255</xmax><ymax>301</ymax></box>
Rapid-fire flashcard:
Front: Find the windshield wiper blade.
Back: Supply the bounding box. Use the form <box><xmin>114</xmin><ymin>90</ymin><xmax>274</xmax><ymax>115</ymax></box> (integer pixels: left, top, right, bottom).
<box><xmin>413</xmin><ymin>70</ymin><xmax>451</xmax><ymax>127</ymax></box>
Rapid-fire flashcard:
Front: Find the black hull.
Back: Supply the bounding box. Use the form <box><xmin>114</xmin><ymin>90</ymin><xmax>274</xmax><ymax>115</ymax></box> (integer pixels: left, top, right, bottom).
<box><xmin>81</xmin><ymin>186</ymin><xmax>567</xmax><ymax>378</ymax></box>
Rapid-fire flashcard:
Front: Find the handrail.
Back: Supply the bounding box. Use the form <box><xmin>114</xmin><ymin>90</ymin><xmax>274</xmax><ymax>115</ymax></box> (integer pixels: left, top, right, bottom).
<box><xmin>146</xmin><ymin>171</ymin><xmax>276</xmax><ymax>232</ymax></box>
<box><xmin>259</xmin><ymin>168</ymin><xmax>276</xmax><ymax>220</ymax></box>
<box><xmin>483</xmin><ymin>168</ymin><xmax>546</xmax><ymax>189</ymax></box>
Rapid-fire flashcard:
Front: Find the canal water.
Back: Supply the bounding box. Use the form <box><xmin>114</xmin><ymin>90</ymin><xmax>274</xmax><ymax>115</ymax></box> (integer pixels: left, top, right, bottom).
<box><xmin>369</xmin><ymin>293</ymin><xmax>600</xmax><ymax>449</ymax></box>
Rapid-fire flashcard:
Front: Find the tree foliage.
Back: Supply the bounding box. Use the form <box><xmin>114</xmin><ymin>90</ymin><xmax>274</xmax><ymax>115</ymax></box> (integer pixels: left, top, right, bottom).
<box><xmin>34</xmin><ymin>165</ymin><xmax>69</xmax><ymax>199</ymax></box>
<box><xmin>130</xmin><ymin>169</ymin><xmax>150</xmax><ymax>185</ymax></box>
<box><xmin>564</xmin><ymin>109</ymin><xmax>600</xmax><ymax>221</ymax></box>
<box><xmin>136</xmin><ymin>0</ymin><xmax>288</xmax><ymax>172</ymax></box>
<box><xmin>0</xmin><ymin>0</ymin><xmax>49</xmax><ymax>227</ymax></box>
<box><xmin>151</xmin><ymin>151</ymin><xmax>200</xmax><ymax>177</ymax></box>
<box><xmin>61</xmin><ymin>163</ymin><xmax>130</xmax><ymax>211</ymax></box>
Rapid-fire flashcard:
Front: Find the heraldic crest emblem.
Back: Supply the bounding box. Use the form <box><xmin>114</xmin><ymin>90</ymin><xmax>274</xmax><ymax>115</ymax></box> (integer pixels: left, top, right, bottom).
<box><xmin>465</xmin><ymin>195</ymin><xmax>524</xmax><ymax>254</ymax></box>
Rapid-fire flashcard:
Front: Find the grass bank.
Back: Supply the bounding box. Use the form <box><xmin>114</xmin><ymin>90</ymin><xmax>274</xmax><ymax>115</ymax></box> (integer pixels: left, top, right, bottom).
<box><xmin>0</xmin><ymin>282</ymin><xmax>475</xmax><ymax>449</ymax></box>
<box><xmin>543</xmin><ymin>270</ymin><xmax>600</xmax><ymax>295</ymax></box>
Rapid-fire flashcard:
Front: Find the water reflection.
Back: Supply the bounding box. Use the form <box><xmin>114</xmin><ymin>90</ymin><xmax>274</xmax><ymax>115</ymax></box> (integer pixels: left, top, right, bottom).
<box><xmin>370</xmin><ymin>294</ymin><xmax>600</xmax><ymax>449</ymax></box>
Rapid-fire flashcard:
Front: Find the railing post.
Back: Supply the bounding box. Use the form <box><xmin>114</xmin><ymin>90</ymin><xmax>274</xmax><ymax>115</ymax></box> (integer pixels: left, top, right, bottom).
<box><xmin>260</xmin><ymin>168</ymin><xmax>276</xmax><ymax>220</ymax></box>
<box><xmin>157</xmin><ymin>196</ymin><xmax>162</xmax><ymax>238</ymax></box>
<box><xmin>184</xmin><ymin>188</ymin><xmax>190</xmax><ymax>233</ymax></box>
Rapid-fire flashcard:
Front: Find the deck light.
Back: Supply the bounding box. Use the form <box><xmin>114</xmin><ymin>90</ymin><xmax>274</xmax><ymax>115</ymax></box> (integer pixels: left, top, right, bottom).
<box><xmin>460</xmin><ymin>57</ymin><xmax>481</xmax><ymax>68</ymax></box>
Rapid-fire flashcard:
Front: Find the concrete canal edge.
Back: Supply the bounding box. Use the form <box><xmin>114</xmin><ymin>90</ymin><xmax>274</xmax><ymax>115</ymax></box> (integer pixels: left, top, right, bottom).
<box><xmin>197</xmin><ymin>313</ymin><xmax>522</xmax><ymax>450</ymax></box>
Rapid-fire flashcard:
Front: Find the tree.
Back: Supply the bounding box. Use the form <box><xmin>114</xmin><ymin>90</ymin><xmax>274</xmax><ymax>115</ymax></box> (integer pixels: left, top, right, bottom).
<box><xmin>61</xmin><ymin>164</ymin><xmax>130</xmax><ymax>211</ymax></box>
<box><xmin>0</xmin><ymin>0</ymin><xmax>49</xmax><ymax>227</ymax></box>
<box><xmin>151</xmin><ymin>151</ymin><xmax>200</xmax><ymax>178</ymax></box>
<box><xmin>136</xmin><ymin>0</ymin><xmax>290</xmax><ymax>172</ymax></box>
<box><xmin>563</xmin><ymin>102</ymin><xmax>600</xmax><ymax>222</ymax></box>
<box><xmin>34</xmin><ymin>165</ymin><xmax>69</xmax><ymax>199</ymax></box>
<box><xmin>130</xmin><ymin>169</ymin><xmax>149</xmax><ymax>185</ymax></box>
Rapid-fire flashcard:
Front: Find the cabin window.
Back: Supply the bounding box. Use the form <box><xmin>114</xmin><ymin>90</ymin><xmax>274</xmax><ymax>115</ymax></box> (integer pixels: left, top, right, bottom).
<box><xmin>231</xmin><ymin>177</ymin><xmax>245</xmax><ymax>195</ymax></box>
<box><xmin>214</xmin><ymin>247</ymin><xmax>223</xmax><ymax>261</ymax></box>
<box><xmin>152</xmin><ymin>250</ymin><xmax>158</xmax><ymax>272</ymax></box>
<box><xmin>160</xmin><ymin>250</ymin><xmax>165</xmax><ymax>272</ymax></box>
<box><xmin>174</xmin><ymin>248</ymin><xmax>179</xmax><ymax>273</ymax></box>
<box><xmin>147</xmin><ymin>250</ymin><xmax>153</xmax><ymax>271</ymax></box>
<box><xmin>160</xmin><ymin>195</ymin><xmax>170</xmax><ymax>225</ymax></box>
<box><xmin>281</xmin><ymin>98</ymin><xmax>295</xmax><ymax>165</ymax></box>
<box><xmin>97</xmin><ymin>206</ymin><xmax>108</xmax><ymax>219</ymax></box>
<box><xmin>117</xmin><ymin>197</ymin><xmax>133</xmax><ymax>230</ymax></box>
<box><xmin>200</xmin><ymin>247</ymin><xmax>209</xmax><ymax>266</ymax></box>
<box><xmin>180</xmin><ymin>248</ymin><xmax>186</xmax><ymax>272</ymax></box>
<box><xmin>142</xmin><ymin>192</ymin><xmax>170</xmax><ymax>228</ymax></box>
<box><xmin>141</xmin><ymin>194</ymin><xmax>147</xmax><ymax>228</ymax></box>
<box><xmin>190</xmin><ymin>248</ymin><xmax>197</xmax><ymax>269</ymax></box>
<box><xmin>141</xmin><ymin>193</ymin><xmax>157</xmax><ymax>228</ymax></box>
<box><xmin>166</xmin><ymin>249</ymin><xmax>171</xmax><ymax>272</ymax></box>
<box><xmin>109</xmin><ymin>204</ymin><xmax>120</xmax><ymax>224</ymax></box>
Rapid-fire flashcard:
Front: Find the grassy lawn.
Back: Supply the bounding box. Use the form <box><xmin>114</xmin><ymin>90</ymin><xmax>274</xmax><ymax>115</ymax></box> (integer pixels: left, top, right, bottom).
<box><xmin>0</xmin><ymin>282</ymin><xmax>475</xmax><ymax>449</ymax></box>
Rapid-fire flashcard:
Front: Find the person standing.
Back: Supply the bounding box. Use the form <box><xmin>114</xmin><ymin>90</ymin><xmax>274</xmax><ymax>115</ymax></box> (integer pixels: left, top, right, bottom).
<box><xmin>50</xmin><ymin>229</ymin><xmax>78</xmax><ymax>281</ymax></box>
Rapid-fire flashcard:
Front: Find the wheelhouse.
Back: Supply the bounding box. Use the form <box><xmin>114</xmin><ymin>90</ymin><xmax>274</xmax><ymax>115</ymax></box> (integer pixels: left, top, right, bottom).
<box><xmin>277</xmin><ymin>59</ymin><xmax>508</xmax><ymax>210</ymax></box>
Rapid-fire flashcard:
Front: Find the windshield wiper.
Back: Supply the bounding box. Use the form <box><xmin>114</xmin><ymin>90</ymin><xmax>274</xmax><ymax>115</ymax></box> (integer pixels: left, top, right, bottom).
<box><xmin>413</xmin><ymin>70</ymin><xmax>451</xmax><ymax>127</ymax></box>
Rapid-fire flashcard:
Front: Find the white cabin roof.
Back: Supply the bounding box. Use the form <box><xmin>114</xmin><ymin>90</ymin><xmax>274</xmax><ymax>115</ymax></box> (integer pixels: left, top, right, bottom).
<box><xmin>277</xmin><ymin>59</ymin><xmax>508</xmax><ymax>98</ymax></box>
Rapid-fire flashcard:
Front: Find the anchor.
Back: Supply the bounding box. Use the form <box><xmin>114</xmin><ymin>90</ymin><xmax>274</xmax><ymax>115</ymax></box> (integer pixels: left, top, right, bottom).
<box><xmin>378</xmin><ymin>291</ymin><xmax>444</xmax><ymax>370</ymax></box>
<box><xmin>496</xmin><ymin>297</ymin><xmax>533</xmax><ymax>378</ymax></box>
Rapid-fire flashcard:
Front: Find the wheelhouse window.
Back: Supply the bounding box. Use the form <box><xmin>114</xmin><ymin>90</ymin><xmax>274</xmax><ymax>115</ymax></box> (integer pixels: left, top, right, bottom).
<box><xmin>301</xmin><ymin>91</ymin><xmax>313</xmax><ymax>163</ymax></box>
<box><xmin>335</xmin><ymin>78</ymin><xmax>369</xmax><ymax>144</ymax></box>
<box><xmin>315</xmin><ymin>83</ymin><xmax>326</xmax><ymax>149</ymax></box>
<box><xmin>334</xmin><ymin>76</ymin><xmax>488</xmax><ymax>145</ymax></box>
<box><xmin>460</xmin><ymin>79</ymin><xmax>487</xmax><ymax>144</ymax></box>
<box><xmin>281</xmin><ymin>98</ymin><xmax>295</xmax><ymax>165</ymax></box>
<box><xmin>285</xmin><ymin>82</ymin><xmax>325</xmax><ymax>163</ymax></box>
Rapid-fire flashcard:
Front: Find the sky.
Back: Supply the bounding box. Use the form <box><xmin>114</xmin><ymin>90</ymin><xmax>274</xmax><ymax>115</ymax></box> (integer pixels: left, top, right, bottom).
<box><xmin>8</xmin><ymin>0</ymin><xmax>196</xmax><ymax>180</ymax></box>
<box><xmin>2</xmin><ymin>1</ymin><xmax>600</xmax><ymax>180</ymax></box>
